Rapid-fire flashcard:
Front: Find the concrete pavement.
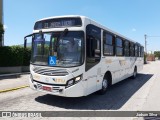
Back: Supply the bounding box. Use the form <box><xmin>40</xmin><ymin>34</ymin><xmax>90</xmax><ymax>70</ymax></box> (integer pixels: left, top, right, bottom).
<box><xmin>0</xmin><ymin>73</ymin><xmax>29</xmax><ymax>93</ymax></box>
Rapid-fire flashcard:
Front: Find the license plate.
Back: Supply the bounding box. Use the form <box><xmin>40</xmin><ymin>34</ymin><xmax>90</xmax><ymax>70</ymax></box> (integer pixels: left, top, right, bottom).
<box><xmin>42</xmin><ymin>86</ymin><xmax>52</xmax><ymax>92</ymax></box>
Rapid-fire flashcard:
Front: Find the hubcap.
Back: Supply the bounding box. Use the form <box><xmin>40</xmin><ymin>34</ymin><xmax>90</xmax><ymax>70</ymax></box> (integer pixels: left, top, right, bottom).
<box><xmin>102</xmin><ymin>79</ymin><xmax>108</xmax><ymax>89</ymax></box>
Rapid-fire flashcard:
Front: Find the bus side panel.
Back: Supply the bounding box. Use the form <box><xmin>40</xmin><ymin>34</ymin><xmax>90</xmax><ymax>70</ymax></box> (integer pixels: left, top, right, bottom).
<box><xmin>101</xmin><ymin>56</ymin><xmax>120</xmax><ymax>85</ymax></box>
<box><xmin>83</xmin><ymin>63</ymin><xmax>102</xmax><ymax>95</ymax></box>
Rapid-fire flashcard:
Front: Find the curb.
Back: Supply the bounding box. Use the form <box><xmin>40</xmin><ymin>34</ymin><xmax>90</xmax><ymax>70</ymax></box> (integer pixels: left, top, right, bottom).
<box><xmin>0</xmin><ymin>72</ymin><xmax>30</xmax><ymax>77</ymax></box>
<box><xmin>0</xmin><ymin>85</ymin><xmax>29</xmax><ymax>93</ymax></box>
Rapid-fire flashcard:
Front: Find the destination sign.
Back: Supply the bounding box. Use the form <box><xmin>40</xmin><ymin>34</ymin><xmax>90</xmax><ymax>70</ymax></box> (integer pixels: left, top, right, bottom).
<box><xmin>34</xmin><ymin>18</ymin><xmax>82</xmax><ymax>30</ymax></box>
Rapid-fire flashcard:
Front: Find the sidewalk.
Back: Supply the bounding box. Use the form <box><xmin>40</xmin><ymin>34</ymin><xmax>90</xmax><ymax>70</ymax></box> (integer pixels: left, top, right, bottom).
<box><xmin>0</xmin><ymin>73</ymin><xmax>30</xmax><ymax>93</ymax></box>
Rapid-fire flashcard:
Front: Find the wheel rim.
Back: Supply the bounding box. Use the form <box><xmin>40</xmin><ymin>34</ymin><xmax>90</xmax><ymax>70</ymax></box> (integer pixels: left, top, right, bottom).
<box><xmin>102</xmin><ymin>79</ymin><xmax>108</xmax><ymax>90</ymax></box>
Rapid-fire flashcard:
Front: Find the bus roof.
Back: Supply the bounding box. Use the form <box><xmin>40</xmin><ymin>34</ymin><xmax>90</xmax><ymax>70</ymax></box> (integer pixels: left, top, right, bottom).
<box><xmin>36</xmin><ymin>15</ymin><xmax>142</xmax><ymax>46</ymax></box>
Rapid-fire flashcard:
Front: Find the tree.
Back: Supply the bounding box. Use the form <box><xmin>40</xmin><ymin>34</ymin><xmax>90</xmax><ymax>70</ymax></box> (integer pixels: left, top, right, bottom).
<box><xmin>0</xmin><ymin>22</ymin><xmax>4</xmax><ymax>46</ymax></box>
<box><xmin>154</xmin><ymin>51</ymin><xmax>160</xmax><ymax>59</ymax></box>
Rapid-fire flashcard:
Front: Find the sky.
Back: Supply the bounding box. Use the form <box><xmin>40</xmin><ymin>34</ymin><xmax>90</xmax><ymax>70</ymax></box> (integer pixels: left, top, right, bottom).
<box><xmin>3</xmin><ymin>0</ymin><xmax>160</xmax><ymax>52</ymax></box>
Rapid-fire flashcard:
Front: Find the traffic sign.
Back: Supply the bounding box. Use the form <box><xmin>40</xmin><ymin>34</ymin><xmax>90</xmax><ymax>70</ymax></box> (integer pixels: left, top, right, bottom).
<box><xmin>48</xmin><ymin>56</ymin><xmax>56</xmax><ymax>66</ymax></box>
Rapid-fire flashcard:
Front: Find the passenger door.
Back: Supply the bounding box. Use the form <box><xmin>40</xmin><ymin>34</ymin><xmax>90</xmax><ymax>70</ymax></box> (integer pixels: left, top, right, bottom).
<box><xmin>85</xmin><ymin>24</ymin><xmax>101</xmax><ymax>95</ymax></box>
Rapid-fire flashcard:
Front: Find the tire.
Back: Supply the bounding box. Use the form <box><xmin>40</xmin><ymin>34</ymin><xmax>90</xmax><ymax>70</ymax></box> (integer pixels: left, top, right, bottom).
<box><xmin>98</xmin><ymin>77</ymin><xmax>108</xmax><ymax>95</ymax></box>
<box><xmin>132</xmin><ymin>67</ymin><xmax>137</xmax><ymax>79</ymax></box>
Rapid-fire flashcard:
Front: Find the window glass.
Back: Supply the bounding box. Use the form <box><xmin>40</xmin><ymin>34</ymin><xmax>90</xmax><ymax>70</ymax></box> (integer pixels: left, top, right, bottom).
<box><xmin>104</xmin><ymin>45</ymin><xmax>114</xmax><ymax>55</ymax></box>
<box><xmin>124</xmin><ymin>41</ymin><xmax>129</xmax><ymax>56</ymax></box>
<box><xmin>139</xmin><ymin>46</ymin><xmax>141</xmax><ymax>57</ymax></box>
<box><xmin>130</xmin><ymin>42</ymin><xmax>135</xmax><ymax>56</ymax></box>
<box><xmin>116</xmin><ymin>47</ymin><xmax>123</xmax><ymax>56</ymax></box>
<box><xmin>86</xmin><ymin>24</ymin><xmax>101</xmax><ymax>71</ymax></box>
<box><xmin>31</xmin><ymin>31</ymin><xmax>84</xmax><ymax>67</ymax></box>
<box><xmin>105</xmin><ymin>34</ymin><xmax>113</xmax><ymax>45</ymax></box>
<box><xmin>116</xmin><ymin>37</ymin><xmax>123</xmax><ymax>56</ymax></box>
<box><xmin>135</xmin><ymin>44</ymin><xmax>138</xmax><ymax>57</ymax></box>
<box><xmin>141</xmin><ymin>47</ymin><xmax>144</xmax><ymax>57</ymax></box>
<box><xmin>103</xmin><ymin>32</ymin><xmax>114</xmax><ymax>56</ymax></box>
<box><xmin>116</xmin><ymin>38</ymin><xmax>122</xmax><ymax>47</ymax></box>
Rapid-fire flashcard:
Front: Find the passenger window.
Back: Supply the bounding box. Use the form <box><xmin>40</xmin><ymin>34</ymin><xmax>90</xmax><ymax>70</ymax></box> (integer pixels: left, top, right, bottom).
<box><xmin>135</xmin><ymin>44</ymin><xmax>138</xmax><ymax>57</ymax></box>
<box><xmin>130</xmin><ymin>42</ymin><xmax>135</xmax><ymax>56</ymax></box>
<box><xmin>103</xmin><ymin>32</ymin><xmax>114</xmax><ymax>56</ymax></box>
<box><xmin>116</xmin><ymin>38</ymin><xmax>123</xmax><ymax>56</ymax></box>
<box><xmin>138</xmin><ymin>46</ymin><xmax>141</xmax><ymax>57</ymax></box>
<box><xmin>124</xmin><ymin>40</ymin><xmax>130</xmax><ymax>56</ymax></box>
<box><xmin>141</xmin><ymin>47</ymin><xmax>144</xmax><ymax>57</ymax></box>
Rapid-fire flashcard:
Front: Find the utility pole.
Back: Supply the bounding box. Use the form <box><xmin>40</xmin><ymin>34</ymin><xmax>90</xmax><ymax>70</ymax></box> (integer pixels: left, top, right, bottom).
<box><xmin>144</xmin><ymin>34</ymin><xmax>147</xmax><ymax>54</ymax></box>
<box><xmin>144</xmin><ymin>34</ymin><xmax>147</xmax><ymax>64</ymax></box>
<box><xmin>0</xmin><ymin>0</ymin><xmax>4</xmax><ymax>46</ymax></box>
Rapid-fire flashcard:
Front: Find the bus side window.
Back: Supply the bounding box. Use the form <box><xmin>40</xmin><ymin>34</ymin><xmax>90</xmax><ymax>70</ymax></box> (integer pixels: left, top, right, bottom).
<box><xmin>103</xmin><ymin>32</ymin><xmax>114</xmax><ymax>56</ymax></box>
<box><xmin>130</xmin><ymin>42</ymin><xmax>135</xmax><ymax>57</ymax></box>
<box><xmin>116</xmin><ymin>37</ymin><xmax>123</xmax><ymax>56</ymax></box>
<box><xmin>124</xmin><ymin>40</ymin><xmax>130</xmax><ymax>57</ymax></box>
<box><xmin>135</xmin><ymin>44</ymin><xmax>138</xmax><ymax>57</ymax></box>
<box><xmin>139</xmin><ymin>46</ymin><xmax>141</xmax><ymax>57</ymax></box>
<box><xmin>141</xmin><ymin>46</ymin><xmax>144</xmax><ymax>57</ymax></box>
<box><xmin>86</xmin><ymin>36</ymin><xmax>100</xmax><ymax>57</ymax></box>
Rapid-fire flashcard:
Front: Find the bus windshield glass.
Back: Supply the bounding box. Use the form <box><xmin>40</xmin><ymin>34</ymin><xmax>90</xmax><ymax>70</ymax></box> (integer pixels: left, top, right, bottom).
<box><xmin>31</xmin><ymin>31</ymin><xmax>84</xmax><ymax>67</ymax></box>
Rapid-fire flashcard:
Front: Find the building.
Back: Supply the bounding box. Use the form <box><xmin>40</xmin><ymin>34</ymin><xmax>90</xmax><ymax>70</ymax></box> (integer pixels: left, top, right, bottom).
<box><xmin>0</xmin><ymin>0</ymin><xmax>4</xmax><ymax>46</ymax></box>
<box><xmin>147</xmin><ymin>54</ymin><xmax>155</xmax><ymax>61</ymax></box>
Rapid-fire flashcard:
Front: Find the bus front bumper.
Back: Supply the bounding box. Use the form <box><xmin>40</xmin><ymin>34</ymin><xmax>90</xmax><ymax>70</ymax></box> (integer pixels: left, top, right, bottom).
<box><xmin>29</xmin><ymin>78</ymin><xmax>85</xmax><ymax>97</ymax></box>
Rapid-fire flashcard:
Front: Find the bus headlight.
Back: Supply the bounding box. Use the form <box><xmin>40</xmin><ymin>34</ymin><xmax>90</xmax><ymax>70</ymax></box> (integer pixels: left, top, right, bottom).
<box><xmin>67</xmin><ymin>79</ymin><xmax>74</xmax><ymax>87</ymax></box>
<box><xmin>66</xmin><ymin>75</ymin><xmax>82</xmax><ymax>88</ymax></box>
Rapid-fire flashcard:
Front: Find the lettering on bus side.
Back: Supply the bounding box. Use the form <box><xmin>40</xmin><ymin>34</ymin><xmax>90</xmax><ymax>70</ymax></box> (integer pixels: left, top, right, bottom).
<box><xmin>105</xmin><ymin>59</ymin><xmax>112</xmax><ymax>64</ymax></box>
<box><xmin>119</xmin><ymin>60</ymin><xmax>126</xmax><ymax>66</ymax></box>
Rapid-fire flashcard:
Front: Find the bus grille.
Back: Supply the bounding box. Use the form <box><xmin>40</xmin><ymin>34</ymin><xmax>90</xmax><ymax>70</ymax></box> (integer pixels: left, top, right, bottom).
<box><xmin>34</xmin><ymin>80</ymin><xmax>64</xmax><ymax>92</ymax></box>
<box><xmin>33</xmin><ymin>67</ymin><xmax>69</xmax><ymax>76</ymax></box>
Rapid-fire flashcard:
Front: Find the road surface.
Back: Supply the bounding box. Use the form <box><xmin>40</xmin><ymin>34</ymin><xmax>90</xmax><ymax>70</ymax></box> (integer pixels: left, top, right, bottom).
<box><xmin>0</xmin><ymin>61</ymin><xmax>160</xmax><ymax>120</ymax></box>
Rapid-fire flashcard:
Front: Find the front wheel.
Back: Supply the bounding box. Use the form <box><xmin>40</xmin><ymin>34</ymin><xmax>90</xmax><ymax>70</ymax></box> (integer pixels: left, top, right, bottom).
<box><xmin>98</xmin><ymin>78</ymin><xmax>108</xmax><ymax>95</ymax></box>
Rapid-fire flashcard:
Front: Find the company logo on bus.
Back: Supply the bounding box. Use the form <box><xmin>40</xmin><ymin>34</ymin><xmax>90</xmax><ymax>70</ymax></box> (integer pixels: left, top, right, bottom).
<box><xmin>52</xmin><ymin>78</ymin><xmax>65</xmax><ymax>83</ymax></box>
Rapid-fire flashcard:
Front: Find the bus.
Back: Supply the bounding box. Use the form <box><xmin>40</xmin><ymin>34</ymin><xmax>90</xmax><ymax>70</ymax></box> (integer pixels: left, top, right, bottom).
<box><xmin>24</xmin><ymin>15</ymin><xmax>144</xmax><ymax>97</ymax></box>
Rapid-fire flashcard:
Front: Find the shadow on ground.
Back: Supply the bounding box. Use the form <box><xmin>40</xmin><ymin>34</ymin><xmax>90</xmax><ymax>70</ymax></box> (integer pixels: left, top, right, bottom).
<box><xmin>35</xmin><ymin>73</ymin><xmax>153</xmax><ymax>110</ymax></box>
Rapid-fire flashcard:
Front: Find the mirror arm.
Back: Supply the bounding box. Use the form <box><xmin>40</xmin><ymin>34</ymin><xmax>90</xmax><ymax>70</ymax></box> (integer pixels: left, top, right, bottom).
<box><xmin>24</xmin><ymin>34</ymin><xmax>33</xmax><ymax>48</ymax></box>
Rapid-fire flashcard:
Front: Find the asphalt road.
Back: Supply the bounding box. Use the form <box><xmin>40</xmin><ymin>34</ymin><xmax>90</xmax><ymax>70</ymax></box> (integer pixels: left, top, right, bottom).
<box><xmin>0</xmin><ymin>61</ymin><xmax>160</xmax><ymax>120</ymax></box>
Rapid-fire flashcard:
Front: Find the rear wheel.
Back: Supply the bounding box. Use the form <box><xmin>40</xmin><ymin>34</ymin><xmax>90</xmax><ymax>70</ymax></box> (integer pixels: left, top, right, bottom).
<box><xmin>98</xmin><ymin>78</ymin><xmax>108</xmax><ymax>95</ymax></box>
<box><xmin>132</xmin><ymin>67</ymin><xmax>137</xmax><ymax>79</ymax></box>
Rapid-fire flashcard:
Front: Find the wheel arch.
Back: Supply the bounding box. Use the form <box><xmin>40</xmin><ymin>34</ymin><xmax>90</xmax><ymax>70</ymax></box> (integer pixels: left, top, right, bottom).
<box><xmin>104</xmin><ymin>71</ymin><xmax>112</xmax><ymax>86</ymax></box>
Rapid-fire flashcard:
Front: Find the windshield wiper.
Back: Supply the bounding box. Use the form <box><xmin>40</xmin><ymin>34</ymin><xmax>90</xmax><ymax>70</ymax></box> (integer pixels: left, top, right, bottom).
<box><xmin>52</xmin><ymin>28</ymin><xmax>68</xmax><ymax>52</ymax></box>
<box><xmin>57</xmin><ymin>28</ymin><xmax>68</xmax><ymax>47</ymax></box>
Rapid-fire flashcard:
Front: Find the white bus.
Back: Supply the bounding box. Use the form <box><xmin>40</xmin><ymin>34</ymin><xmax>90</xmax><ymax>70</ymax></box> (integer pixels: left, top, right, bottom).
<box><xmin>24</xmin><ymin>15</ymin><xmax>144</xmax><ymax>97</ymax></box>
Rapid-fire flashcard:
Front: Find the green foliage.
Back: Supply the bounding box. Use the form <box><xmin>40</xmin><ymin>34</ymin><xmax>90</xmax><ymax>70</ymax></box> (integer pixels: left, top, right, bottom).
<box><xmin>23</xmin><ymin>47</ymin><xmax>31</xmax><ymax>66</ymax></box>
<box><xmin>0</xmin><ymin>46</ymin><xmax>31</xmax><ymax>67</ymax></box>
<box><xmin>144</xmin><ymin>53</ymin><xmax>147</xmax><ymax>64</ymax></box>
<box><xmin>154</xmin><ymin>51</ymin><xmax>160</xmax><ymax>59</ymax></box>
<box><xmin>0</xmin><ymin>23</ymin><xmax>4</xmax><ymax>42</ymax></box>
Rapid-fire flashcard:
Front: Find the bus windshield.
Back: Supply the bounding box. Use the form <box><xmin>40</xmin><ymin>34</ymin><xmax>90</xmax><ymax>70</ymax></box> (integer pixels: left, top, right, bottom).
<box><xmin>31</xmin><ymin>31</ymin><xmax>84</xmax><ymax>67</ymax></box>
